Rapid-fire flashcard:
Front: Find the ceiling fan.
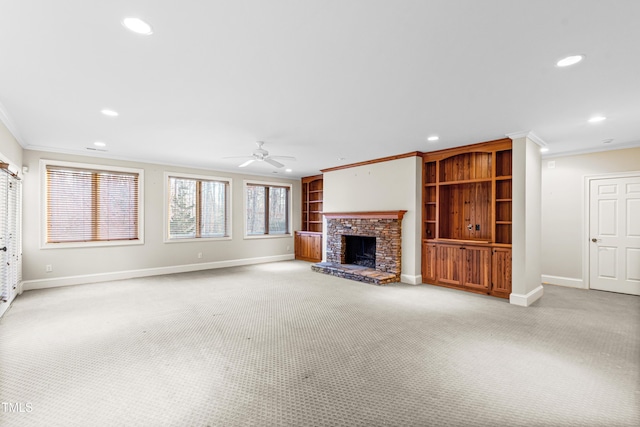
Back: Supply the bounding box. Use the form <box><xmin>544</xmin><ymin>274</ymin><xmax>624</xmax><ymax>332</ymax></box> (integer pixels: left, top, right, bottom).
<box><xmin>226</xmin><ymin>141</ymin><xmax>296</xmax><ymax>168</ymax></box>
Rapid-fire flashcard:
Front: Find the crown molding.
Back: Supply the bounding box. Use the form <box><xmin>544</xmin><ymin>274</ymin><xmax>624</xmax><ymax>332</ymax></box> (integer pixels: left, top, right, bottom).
<box><xmin>505</xmin><ymin>131</ymin><xmax>547</xmax><ymax>147</ymax></box>
<box><xmin>321</xmin><ymin>152</ymin><xmax>422</xmax><ymax>173</ymax></box>
<box><xmin>542</xmin><ymin>139</ymin><xmax>640</xmax><ymax>159</ymax></box>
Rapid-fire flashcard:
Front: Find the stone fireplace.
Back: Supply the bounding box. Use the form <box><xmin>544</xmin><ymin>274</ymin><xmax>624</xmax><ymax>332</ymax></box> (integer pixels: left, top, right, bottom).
<box><xmin>312</xmin><ymin>210</ymin><xmax>406</xmax><ymax>285</ymax></box>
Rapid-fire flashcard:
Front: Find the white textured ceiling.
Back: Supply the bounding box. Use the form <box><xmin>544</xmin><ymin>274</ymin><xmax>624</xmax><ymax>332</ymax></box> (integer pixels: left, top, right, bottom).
<box><xmin>1</xmin><ymin>0</ymin><xmax>639</xmax><ymax>177</ymax></box>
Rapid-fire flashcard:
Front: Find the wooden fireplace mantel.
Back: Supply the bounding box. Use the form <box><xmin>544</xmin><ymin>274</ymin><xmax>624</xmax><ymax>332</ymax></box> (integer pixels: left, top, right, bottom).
<box><xmin>323</xmin><ymin>210</ymin><xmax>407</xmax><ymax>220</ymax></box>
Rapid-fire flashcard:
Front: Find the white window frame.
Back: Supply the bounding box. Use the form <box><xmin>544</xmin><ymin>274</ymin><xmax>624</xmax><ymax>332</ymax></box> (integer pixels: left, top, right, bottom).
<box><xmin>243</xmin><ymin>179</ymin><xmax>292</xmax><ymax>239</ymax></box>
<box><xmin>40</xmin><ymin>159</ymin><xmax>145</xmax><ymax>249</ymax></box>
<box><xmin>164</xmin><ymin>172</ymin><xmax>232</xmax><ymax>243</ymax></box>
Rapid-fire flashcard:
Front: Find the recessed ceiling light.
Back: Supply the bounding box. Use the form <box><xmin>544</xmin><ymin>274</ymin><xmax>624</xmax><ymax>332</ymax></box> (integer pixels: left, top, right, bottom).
<box><xmin>101</xmin><ymin>109</ymin><xmax>119</xmax><ymax>117</ymax></box>
<box><xmin>602</xmin><ymin>138</ymin><xmax>614</xmax><ymax>144</ymax></box>
<box><xmin>427</xmin><ymin>136</ymin><xmax>439</xmax><ymax>142</ymax></box>
<box><xmin>556</xmin><ymin>55</ymin><xmax>584</xmax><ymax>67</ymax></box>
<box><xmin>285</xmin><ymin>168</ymin><xmax>292</xmax><ymax>173</ymax></box>
<box><xmin>540</xmin><ymin>147</ymin><xmax>549</xmax><ymax>153</ymax></box>
<box><xmin>94</xmin><ymin>141</ymin><xmax>106</xmax><ymax>147</ymax></box>
<box><xmin>122</xmin><ymin>17</ymin><xmax>153</xmax><ymax>35</ymax></box>
<box><xmin>337</xmin><ymin>157</ymin><xmax>345</xmax><ymax>161</ymax></box>
<box><xmin>588</xmin><ymin>116</ymin><xmax>607</xmax><ymax>123</ymax></box>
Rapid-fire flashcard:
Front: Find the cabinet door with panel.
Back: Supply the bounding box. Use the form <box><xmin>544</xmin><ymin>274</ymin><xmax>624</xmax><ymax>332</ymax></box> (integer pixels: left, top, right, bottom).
<box><xmin>462</xmin><ymin>246</ymin><xmax>491</xmax><ymax>291</ymax></box>
<box><xmin>422</xmin><ymin>242</ymin><xmax>437</xmax><ymax>283</ymax></box>
<box><xmin>436</xmin><ymin>244</ymin><xmax>462</xmax><ymax>287</ymax></box>
<box><xmin>491</xmin><ymin>247</ymin><xmax>512</xmax><ymax>298</ymax></box>
<box><xmin>294</xmin><ymin>232</ymin><xmax>307</xmax><ymax>259</ymax></box>
<box><xmin>309</xmin><ymin>233</ymin><xmax>322</xmax><ymax>261</ymax></box>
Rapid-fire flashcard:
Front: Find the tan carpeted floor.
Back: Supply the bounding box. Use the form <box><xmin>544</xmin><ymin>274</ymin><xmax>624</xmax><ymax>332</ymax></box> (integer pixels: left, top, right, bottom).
<box><xmin>1</xmin><ymin>260</ymin><xmax>638</xmax><ymax>426</ymax></box>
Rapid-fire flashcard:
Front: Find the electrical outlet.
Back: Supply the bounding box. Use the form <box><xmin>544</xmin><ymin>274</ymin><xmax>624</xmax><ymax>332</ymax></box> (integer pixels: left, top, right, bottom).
<box><xmin>197</xmin><ymin>252</ymin><xmax>203</xmax><ymax>259</ymax></box>
<box><xmin>45</xmin><ymin>264</ymin><xmax>53</xmax><ymax>272</ymax></box>
<box><xmin>286</xmin><ymin>245</ymin><xmax>290</xmax><ymax>251</ymax></box>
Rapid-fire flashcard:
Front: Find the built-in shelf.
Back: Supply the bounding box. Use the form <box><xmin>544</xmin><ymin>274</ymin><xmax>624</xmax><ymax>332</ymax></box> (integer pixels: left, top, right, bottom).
<box><xmin>421</xmin><ymin>137</ymin><xmax>513</xmax><ymax>299</ymax></box>
<box><xmin>297</xmin><ymin>175</ymin><xmax>324</xmax><ymax>262</ymax></box>
<box><xmin>301</xmin><ymin>175</ymin><xmax>323</xmax><ymax>233</ymax></box>
<box><xmin>438</xmin><ymin>178</ymin><xmax>493</xmax><ymax>186</ymax></box>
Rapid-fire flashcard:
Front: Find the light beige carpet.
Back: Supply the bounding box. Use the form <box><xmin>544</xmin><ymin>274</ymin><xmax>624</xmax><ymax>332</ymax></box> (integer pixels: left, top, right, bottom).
<box><xmin>1</xmin><ymin>260</ymin><xmax>638</xmax><ymax>426</ymax></box>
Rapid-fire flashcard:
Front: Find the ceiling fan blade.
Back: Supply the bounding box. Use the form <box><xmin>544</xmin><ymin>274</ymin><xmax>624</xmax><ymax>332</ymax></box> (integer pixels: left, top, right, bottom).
<box><xmin>264</xmin><ymin>158</ymin><xmax>285</xmax><ymax>168</ymax></box>
<box><xmin>239</xmin><ymin>159</ymin><xmax>255</xmax><ymax>168</ymax></box>
<box><xmin>223</xmin><ymin>155</ymin><xmax>254</xmax><ymax>160</ymax></box>
<box><xmin>269</xmin><ymin>156</ymin><xmax>296</xmax><ymax>161</ymax></box>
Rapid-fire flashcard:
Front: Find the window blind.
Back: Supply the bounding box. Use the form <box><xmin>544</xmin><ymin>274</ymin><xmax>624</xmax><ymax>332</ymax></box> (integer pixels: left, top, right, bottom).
<box><xmin>46</xmin><ymin>166</ymin><xmax>139</xmax><ymax>243</ymax></box>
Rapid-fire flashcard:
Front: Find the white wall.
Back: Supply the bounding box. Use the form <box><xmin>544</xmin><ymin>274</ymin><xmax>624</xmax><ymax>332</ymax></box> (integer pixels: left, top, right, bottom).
<box><xmin>21</xmin><ymin>149</ymin><xmax>300</xmax><ymax>290</ymax></box>
<box><xmin>323</xmin><ymin>156</ymin><xmax>422</xmax><ymax>284</ymax></box>
<box><xmin>511</xmin><ymin>136</ymin><xmax>543</xmax><ymax>306</ymax></box>
<box><xmin>541</xmin><ymin>146</ymin><xmax>640</xmax><ymax>288</ymax></box>
<box><xmin>0</xmin><ymin>121</ymin><xmax>22</xmax><ymax>173</ymax></box>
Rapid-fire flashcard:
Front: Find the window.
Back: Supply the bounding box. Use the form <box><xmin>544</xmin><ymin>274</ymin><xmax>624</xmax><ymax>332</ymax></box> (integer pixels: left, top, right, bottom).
<box><xmin>42</xmin><ymin>161</ymin><xmax>143</xmax><ymax>246</ymax></box>
<box><xmin>167</xmin><ymin>173</ymin><xmax>230</xmax><ymax>240</ymax></box>
<box><xmin>245</xmin><ymin>181</ymin><xmax>291</xmax><ymax>236</ymax></box>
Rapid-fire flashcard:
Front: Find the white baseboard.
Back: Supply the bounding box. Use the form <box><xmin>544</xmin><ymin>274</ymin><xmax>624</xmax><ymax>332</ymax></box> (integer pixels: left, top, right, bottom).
<box><xmin>510</xmin><ymin>285</ymin><xmax>544</xmax><ymax>307</ymax></box>
<box><xmin>401</xmin><ymin>274</ymin><xmax>422</xmax><ymax>285</ymax></box>
<box><xmin>541</xmin><ymin>274</ymin><xmax>585</xmax><ymax>289</ymax></box>
<box><xmin>21</xmin><ymin>254</ymin><xmax>295</xmax><ymax>292</ymax></box>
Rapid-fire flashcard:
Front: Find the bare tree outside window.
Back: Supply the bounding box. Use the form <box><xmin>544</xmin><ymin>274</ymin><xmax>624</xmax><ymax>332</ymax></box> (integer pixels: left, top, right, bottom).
<box><xmin>201</xmin><ymin>180</ymin><xmax>227</xmax><ymax>237</ymax></box>
<box><xmin>169</xmin><ymin>178</ymin><xmax>196</xmax><ymax>238</ymax></box>
<box><xmin>246</xmin><ymin>183</ymin><xmax>289</xmax><ymax>236</ymax></box>
<box><xmin>168</xmin><ymin>176</ymin><xmax>229</xmax><ymax>240</ymax></box>
<box><xmin>269</xmin><ymin>187</ymin><xmax>288</xmax><ymax>234</ymax></box>
<box><xmin>246</xmin><ymin>185</ymin><xmax>265</xmax><ymax>235</ymax></box>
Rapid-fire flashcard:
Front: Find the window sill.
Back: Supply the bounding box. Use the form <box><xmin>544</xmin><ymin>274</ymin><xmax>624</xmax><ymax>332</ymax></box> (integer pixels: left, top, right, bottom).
<box><xmin>244</xmin><ymin>234</ymin><xmax>292</xmax><ymax>240</ymax></box>
<box><xmin>40</xmin><ymin>239</ymin><xmax>144</xmax><ymax>250</ymax></box>
<box><xmin>164</xmin><ymin>236</ymin><xmax>232</xmax><ymax>243</ymax></box>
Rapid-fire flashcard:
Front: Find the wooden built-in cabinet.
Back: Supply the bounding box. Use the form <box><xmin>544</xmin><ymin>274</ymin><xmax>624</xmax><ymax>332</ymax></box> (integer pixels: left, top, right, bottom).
<box><xmin>295</xmin><ymin>231</ymin><xmax>322</xmax><ymax>262</ymax></box>
<box><xmin>295</xmin><ymin>175</ymin><xmax>323</xmax><ymax>262</ymax></box>
<box><xmin>422</xmin><ymin>138</ymin><xmax>512</xmax><ymax>298</ymax></box>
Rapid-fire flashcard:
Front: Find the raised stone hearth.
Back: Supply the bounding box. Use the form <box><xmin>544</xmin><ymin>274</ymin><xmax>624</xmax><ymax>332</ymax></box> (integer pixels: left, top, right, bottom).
<box><xmin>311</xmin><ymin>262</ymin><xmax>398</xmax><ymax>285</ymax></box>
<box><xmin>312</xmin><ymin>211</ymin><xmax>406</xmax><ymax>285</ymax></box>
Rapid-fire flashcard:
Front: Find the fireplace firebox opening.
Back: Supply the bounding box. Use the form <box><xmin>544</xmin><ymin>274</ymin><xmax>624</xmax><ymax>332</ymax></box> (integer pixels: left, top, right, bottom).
<box><xmin>344</xmin><ymin>235</ymin><xmax>376</xmax><ymax>268</ymax></box>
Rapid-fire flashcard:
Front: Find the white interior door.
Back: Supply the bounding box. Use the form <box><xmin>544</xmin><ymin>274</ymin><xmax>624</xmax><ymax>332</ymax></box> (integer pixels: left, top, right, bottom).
<box><xmin>589</xmin><ymin>176</ymin><xmax>640</xmax><ymax>295</ymax></box>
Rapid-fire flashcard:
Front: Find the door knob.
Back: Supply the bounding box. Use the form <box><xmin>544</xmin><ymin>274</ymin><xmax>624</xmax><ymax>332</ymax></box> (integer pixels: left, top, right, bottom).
<box><xmin>591</xmin><ymin>238</ymin><xmax>597</xmax><ymax>243</ymax></box>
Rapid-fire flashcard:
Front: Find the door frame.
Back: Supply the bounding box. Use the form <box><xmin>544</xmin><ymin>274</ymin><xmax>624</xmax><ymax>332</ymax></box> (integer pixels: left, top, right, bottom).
<box><xmin>583</xmin><ymin>171</ymin><xmax>640</xmax><ymax>290</ymax></box>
